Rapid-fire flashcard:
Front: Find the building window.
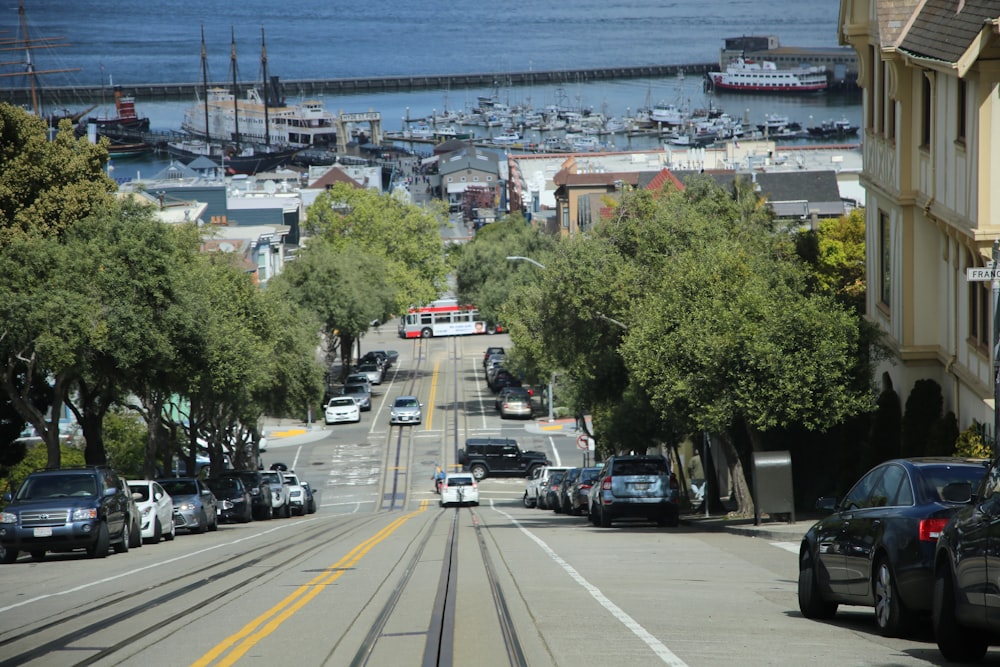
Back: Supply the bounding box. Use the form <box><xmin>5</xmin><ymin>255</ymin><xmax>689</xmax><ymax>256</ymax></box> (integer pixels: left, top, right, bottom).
<box><xmin>957</xmin><ymin>78</ymin><xmax>967</xmax><ymax>144</ymax></box>
<box><xmin>879</xmin><ymin>210</ymin><xmax>891</xmax><ymax>307</ymax></box>
<box><xmin>921</xmin><ymin>75</ymin><xmax>932</xmax><ymax>148</ymax></box>
<box><xmin>969</xmin><ymin>279</ymin><xmax>990</xmax><ymax>349</ymax></box>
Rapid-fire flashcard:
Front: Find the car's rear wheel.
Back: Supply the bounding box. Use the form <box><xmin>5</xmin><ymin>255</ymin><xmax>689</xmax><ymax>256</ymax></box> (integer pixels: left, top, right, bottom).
<box><xmin>30</xmin><ymin>550</ymin><xmax>45</xmax><ymax>562</ymax></box>
<box><xmin>874</xmin><ymin>557</ymin><xmax>913</xmax><ymax>637</ymax></box>
<box><xmin>798</xmin><ymin>545</ymin><xmax>838</xmax><ymax>619</ymax></box>
<box><xmin>934</xmin><ymin>563</ymin><xmax>989</xmax><ymax>662</ymax></box>
<box><xmin>88</xmin><ymin>523</ymin><xmax>110</xmax><ymax>559</ymax></box>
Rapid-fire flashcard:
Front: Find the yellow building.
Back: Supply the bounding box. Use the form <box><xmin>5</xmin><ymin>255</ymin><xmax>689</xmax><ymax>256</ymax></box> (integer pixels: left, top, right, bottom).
<box><xmin>839</xmin><ymin>1</ymin><xmax>1000</xmax><ymax>435</ymax></box>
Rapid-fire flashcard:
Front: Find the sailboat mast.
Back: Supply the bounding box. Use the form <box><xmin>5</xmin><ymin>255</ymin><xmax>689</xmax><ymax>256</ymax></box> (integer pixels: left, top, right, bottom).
<box><xmin>17</xmin><ymin>0</ymin><xmax>39</xmax><ymax>116</ymax></box>
<box><xmin>230</xmin><ymin>27</ymin><xmax>240</xmax><ymax>148</ymax></box>
<box><xmin>261</xmin><ymin>27</ymin><xmax>271</xmax><ymax>147</ymax></box>
<box><xmin>200</xmin><ymin>25</ymin><xmax>209</xmax><ymax>141</ymax></box>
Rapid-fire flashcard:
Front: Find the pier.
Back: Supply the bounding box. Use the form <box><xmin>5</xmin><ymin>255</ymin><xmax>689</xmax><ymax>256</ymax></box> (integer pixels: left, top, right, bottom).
<box><xmin>3</xmin><ymin>63</ymin><xmax>716</xmax><ymax>106</ymax></box>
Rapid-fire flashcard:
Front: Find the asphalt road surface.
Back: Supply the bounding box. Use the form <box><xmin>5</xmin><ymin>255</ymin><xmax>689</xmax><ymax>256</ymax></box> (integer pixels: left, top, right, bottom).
<box><xmin>0</xmin><ymin>333</ymin><xmax>983</xmax><ymax>666</ymax></box>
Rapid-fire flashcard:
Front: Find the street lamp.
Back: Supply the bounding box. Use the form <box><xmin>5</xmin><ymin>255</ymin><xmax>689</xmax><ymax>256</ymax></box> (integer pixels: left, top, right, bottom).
<box><xmin>506</xmin><ymin>255</ymin><xmax>554</xmax><ymax>420</ymax></box>
<box><xmin>506</xmin><ymin>255</ymin><xmax>546</xmax><ymax>270</ymax></box>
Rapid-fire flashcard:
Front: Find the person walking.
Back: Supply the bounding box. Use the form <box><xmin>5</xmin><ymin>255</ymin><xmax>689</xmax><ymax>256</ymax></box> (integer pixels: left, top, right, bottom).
<box><xmin>687</xmin><ymin>450</ymin><xmax>706</xmax><ymax>506</ymax></box>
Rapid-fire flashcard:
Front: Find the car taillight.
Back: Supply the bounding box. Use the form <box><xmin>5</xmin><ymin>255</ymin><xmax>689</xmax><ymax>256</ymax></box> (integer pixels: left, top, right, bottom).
<box><xmin>669</xmin><ymin>473</ymin><xmax>679</xmax><ymax>491</ymax></box>
<box><xmin>920</xmin><ymin>518</ymin><xmax>949</xmax><ymax>541</ymax></box>
<box><xmin>602</xmin><ymin>477</ymin><xmax>612</xmax><ymax>490</ymax></box>
<box><xmin>579</xmin><ymin>483</ymin><xmax>592</xmax><ymax>490</ymax></box>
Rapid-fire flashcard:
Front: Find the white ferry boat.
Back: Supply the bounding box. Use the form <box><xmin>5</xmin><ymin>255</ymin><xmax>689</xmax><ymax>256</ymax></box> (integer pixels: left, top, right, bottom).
<box><xmin>181</xmin><ymin>86</ymin><xmax>338</xmax><ymax>148</ymax></box>
<box><xmin>707</xmin><ymin>57</ymin><xmax>828</xmax><ymax>93</ymax></box>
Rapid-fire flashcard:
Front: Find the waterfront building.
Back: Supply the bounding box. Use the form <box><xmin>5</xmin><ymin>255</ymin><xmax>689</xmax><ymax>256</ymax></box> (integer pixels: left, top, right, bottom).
<box><xmin>839</xmin><ymin>0</ymin><xmax>1000</xmax><ymax>438</ymax></box>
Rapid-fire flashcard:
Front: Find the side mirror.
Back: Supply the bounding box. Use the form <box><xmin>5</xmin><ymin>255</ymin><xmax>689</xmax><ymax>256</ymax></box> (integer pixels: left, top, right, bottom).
<box><xmin>815</xmin><ymin>496</ymin><xmax>838</xmax><ymax>512</ymax></box>
<box><xmin>154</xmin><ymin>492</ymin><xmax>162</xmax><ymax>501</ymax></box>
<box><xmin>2</xmin><ymin>491</ymin><xmax>11</xmax><ymax>502</ymax></box>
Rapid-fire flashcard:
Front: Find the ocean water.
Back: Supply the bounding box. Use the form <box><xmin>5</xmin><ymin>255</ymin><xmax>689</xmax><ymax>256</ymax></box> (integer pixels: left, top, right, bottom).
<box><xmin>9</xmin><ymin>0</ymin><xmax>859</xmax><ymax>180</ymax></box>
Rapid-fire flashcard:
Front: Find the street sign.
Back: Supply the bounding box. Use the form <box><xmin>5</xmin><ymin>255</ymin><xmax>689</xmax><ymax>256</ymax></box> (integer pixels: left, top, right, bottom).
<box><xmin>968</xmin><ymin>268</ymin><xmax>1000</xmax><ymax>281</ymax></box>
<box><xmin>576</xmin><ymin>434</ymin><xmax>592</xmax><ymax>451</ymax></box>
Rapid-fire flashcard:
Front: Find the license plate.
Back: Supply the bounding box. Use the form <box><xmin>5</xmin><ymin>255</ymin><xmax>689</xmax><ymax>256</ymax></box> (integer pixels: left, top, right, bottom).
<box><xmin>632</xmin><ymin>483</ymin><xmax>649</xmax><ymax>491</ymax></box>
<box><xmin>33</xmin><ymin>527</ymin><xmax>52</xmax><ymax>537</ymax></box>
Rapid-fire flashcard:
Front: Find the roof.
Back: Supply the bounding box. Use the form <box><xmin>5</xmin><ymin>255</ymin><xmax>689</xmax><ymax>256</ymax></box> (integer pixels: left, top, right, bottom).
<box><xmin>308</xmin><ymin>165</ymin><xmax>364</xmax><ymax>190</ymax></box>
<box><xmin>897</xmin><ymin>0</ymin><xmax>998</xmax><ymax>63</ymax></box>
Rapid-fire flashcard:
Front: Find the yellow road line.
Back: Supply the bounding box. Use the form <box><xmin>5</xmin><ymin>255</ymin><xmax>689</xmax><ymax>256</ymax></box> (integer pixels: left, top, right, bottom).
<box><xmin>191</xmin><ymin>503</ymin><xmax>428</xmax><ymax>667</ymax></box>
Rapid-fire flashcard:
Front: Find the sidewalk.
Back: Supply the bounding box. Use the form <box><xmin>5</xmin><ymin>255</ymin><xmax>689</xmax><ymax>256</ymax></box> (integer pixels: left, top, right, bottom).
<box><xmin>679</xmin><ymin>508</ymin><xmax>819</xmax><ymax>542</ymax></box>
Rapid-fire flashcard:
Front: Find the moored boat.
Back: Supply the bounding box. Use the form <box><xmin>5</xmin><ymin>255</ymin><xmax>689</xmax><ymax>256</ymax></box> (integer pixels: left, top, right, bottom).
<box><xmin>165</xmin><ymin>139</ymin><xmax>297</xmax><ymax>175</ymax></box>
<box><xmin>88</xmin><ymin>86</ymin><xmax>150</xmax><ymax>132</ymax></box>
<box><xmin>707</xmin><ymin>56</ymin><xmax>828</xmax><ymax>93</ymax></box>
<box><xmin>806</xmin><ymin>117</ymin><xmax>860</xmax><ymax>138</ymax></box>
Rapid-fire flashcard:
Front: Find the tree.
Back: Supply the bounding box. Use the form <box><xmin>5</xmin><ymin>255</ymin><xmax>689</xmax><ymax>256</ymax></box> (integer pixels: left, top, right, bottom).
<box><xmin>0</xmin><ymin>105</ymin><xmax>116</xmax><ymax>246</ymax></box>
<box><xmin>304</xmin><ymin>183</ymin><xmax>449</xmax><ymax>314</ymax></box>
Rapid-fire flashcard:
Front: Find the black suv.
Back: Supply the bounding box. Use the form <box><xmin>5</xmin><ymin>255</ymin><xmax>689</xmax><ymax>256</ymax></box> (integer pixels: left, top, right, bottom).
<box><xmin>217</xmin><ymin>470</ymin><xmax>273</xmax><ymax>520</ymax></box>
<box><xmin>458</xmin><ymin>437</ymin><xmax>549</xmax><ymax>480</ymax></box>
<box><xmin>0</xmin><ymin>466</ymin><xmax>132</xmax><ymax>562</ymax></box>
<box><xmin>587</xmin><ymin>455</ymin><xmax>680</xmax><ymax>528</ymax></box>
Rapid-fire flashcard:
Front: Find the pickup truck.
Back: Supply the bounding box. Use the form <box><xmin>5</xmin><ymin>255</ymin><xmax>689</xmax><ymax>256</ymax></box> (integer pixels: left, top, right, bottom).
<box><xmin>458</xmin><ymin>437</ymin><xmax>549</xmax><ymax>481</ymax></box>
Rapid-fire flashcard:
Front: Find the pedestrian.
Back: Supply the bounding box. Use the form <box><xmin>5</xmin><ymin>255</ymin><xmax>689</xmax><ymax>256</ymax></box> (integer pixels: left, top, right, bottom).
<box><xmin>687</xmin><ymin>450</ymin><xmax>705</xmax><ymax>506</ymax></box>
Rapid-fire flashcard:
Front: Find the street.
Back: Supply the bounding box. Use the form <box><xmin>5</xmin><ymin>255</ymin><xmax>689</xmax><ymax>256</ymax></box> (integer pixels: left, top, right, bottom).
<box><xmin>0</xmin><ymin>332</ymin><xmax>981</xmax><ymax>666</ymax></box>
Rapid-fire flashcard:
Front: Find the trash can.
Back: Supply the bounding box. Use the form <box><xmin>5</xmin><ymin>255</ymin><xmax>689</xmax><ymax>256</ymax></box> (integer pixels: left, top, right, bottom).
<box><xmin>752</xmin><ymin>451</ymin><xmax>795</xmax><ymax>525</ymax></box>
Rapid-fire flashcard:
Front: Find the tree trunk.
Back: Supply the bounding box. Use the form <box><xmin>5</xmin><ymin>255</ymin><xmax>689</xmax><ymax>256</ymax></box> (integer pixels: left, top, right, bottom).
<box><xmin>720</xmin><ymin>432</ymin><xmax>755</xmax><ymax>518</ymax></box>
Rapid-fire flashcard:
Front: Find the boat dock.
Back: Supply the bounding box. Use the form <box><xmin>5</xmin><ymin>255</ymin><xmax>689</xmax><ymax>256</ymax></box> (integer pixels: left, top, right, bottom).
<box><xmin>3</xmin><ymin>63</ymin><xmax>715</xmax><ymax>106</ymax></box>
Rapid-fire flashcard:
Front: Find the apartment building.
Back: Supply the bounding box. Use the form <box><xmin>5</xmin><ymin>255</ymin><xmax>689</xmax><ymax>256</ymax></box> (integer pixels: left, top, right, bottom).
<box><xmin>838</xmin><ymin>0</ymin><xmax>1000</xmax><ymax>434</ymax></box>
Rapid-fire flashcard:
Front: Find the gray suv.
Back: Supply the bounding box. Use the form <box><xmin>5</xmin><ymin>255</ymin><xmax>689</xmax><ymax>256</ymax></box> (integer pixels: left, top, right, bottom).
<box><xmin>0</xmin><ymin>466</ymin><xmax>132</xmax><ymax>562</ymax></box>
<box><xmin>587</xmin><ymin>455</ymin><xmax>680</xmax><ymax>528</ymax></box>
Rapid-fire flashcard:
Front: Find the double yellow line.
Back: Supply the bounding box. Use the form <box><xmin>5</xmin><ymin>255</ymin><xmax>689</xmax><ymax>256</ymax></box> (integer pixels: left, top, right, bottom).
<box><xmin>191</xmin><ymin>502</ymin><xmax>429</xmax><ymax>667</ymax></box>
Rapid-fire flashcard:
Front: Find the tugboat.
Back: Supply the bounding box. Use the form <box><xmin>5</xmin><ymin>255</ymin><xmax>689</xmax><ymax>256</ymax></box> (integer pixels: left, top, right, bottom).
<box><xmin>87</xmin><ymin>87</ymin><xmax>150</xmax><ymax>133</ymax></box>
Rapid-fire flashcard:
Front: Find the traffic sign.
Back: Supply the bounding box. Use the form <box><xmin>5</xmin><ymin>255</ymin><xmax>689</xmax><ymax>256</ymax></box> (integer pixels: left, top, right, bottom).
<box><xmin>968</xmin><ymin>268</ymin><xmax>1000</xmax><ymax>281</ymax></box>
<box><xmin>576</xmin><ymin>434</ymin><xmax>594</xmax><ymax>451</ymax></box>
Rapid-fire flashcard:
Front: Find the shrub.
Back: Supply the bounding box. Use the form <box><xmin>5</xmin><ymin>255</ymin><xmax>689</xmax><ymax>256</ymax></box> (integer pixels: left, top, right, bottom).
<box><xmin>953</xmin><ymin>422</ymin><xmax>993</xmax><ymax>459</ymax></box>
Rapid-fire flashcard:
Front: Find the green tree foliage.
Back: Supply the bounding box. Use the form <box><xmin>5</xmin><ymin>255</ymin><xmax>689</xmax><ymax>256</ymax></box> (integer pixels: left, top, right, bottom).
<box><xmin>102</xmin><ymin>409</ymin><xmax>148</xmax><ymax>478</ymax></box>
<box><xmin>954</xmin><ymin>422</ymin><xmax>992</xmax><ymax>458</ymax></box>
<box><xmin>304</xmin><ymin>183</ymin><xmax>449</xmax><ymax>313</ymax></box>
<box><xmin>0</xmin><ymin>105</ymin><xmax>115</xmax><ymax>246</ymax></box>
<box><xmin>1</xmin><ymin>443</ymin><xmax>85</xmax><ymax>497</ymax></box>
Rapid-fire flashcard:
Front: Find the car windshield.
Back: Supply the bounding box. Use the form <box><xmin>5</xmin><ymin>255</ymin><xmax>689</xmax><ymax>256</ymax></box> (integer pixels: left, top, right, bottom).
<box><xmin>394</xmin><ymin>398</ymin><xmax>419</xmax><ymax>407</ymax></box>
<box><xmin>128</xmin><ymin>483</ymin><xmax>151</xmax><ymax>502</ymax></box>
<box><xmin>161</xmin><ymin>480</ymin><xmax>198</xmax><ymax>496</ymax></box>
<box><xmin>329</xmin><ymin>397</ymin><xmax>355</xmax><ymax>407</ymax></box>
<box><xmin>19</xmin><ymin>474</ymin><xmax>98</xmax><ymax>499</ymax></box>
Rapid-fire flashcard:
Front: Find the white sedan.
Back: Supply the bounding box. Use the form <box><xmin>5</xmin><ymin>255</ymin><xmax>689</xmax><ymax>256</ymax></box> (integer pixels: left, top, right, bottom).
<box><xmin>325</xmin><ymin>396</ymin><xmax>360</xmax><ymax>424</ymax></box>
<box><xmin>126</xmin><ymin>479</ymin><xmax>175</xmax><ymax>544</ymax></box>
<box><xmin>440</xmin><ymin>473</ymin><xmax>479</xmax><ymax>507</ymax></box>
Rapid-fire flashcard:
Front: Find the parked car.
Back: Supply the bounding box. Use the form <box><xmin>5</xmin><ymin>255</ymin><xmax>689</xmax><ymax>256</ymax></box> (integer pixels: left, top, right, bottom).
<box><xmin>283</xmin><ymin>471</ymin><xmax>309</xmax><ymax>516</ymax></box>
<box><xmin>158</xmin><ymin>477</ymin><xmax>219</xmax><ymax>534</ymax></box>
<box><xmin>389</xmin><ymin>396</ymin><xmax>422</xmax><ymax>425</ymax></box>
<box><xmin>495</xmin><ymin>385</ymin><xmax>531</xmax><ymax>411</ymax></box>
<box><xmin>934</xmin><ymin>454</ymin><xmax>1000</xmax><ymax>661</ymax></box>
<box><xmin>483</xmin><ymin>346</ymin><xmax>505</xmax><ymax>368</ymax></box>
<box><xmin>588</xmin><ymin>455</ymin><xmax>679</xmax><ymax>528</ymax></box>
<box><xmin>300</xmin><ymin>481</ymin><xmax>318</xmax><ymax>514</ymax></box>
<box><xmin>217</xmin><ymin>470</ymin><xmax>272</xmax><ymax>520</ymax></box>
<box><xmin>117</xmin><ymin>476</ymin><xmax>144</xmax><ymax>549</ymax></box>
<box><xmin>0</xmin><ymin>466</ymin><xmax>132</xmax><ymax>562</ymax></box>
<box><xmin>540</xmin><ymin>470</ymin><xmax>568</xmax><ymax>510</ymax></box>
<box><xmin>325</xmin><ymin>396</ymin><xmax>361</xmax><ymax>424</ymax></box>
<box><xmin>555</xmin><ymin>467</ymin><xmax>583</xmax><ymax>513</ymax></box>
<box><xmin>259</xmin><ymin>469</ymin><xmax>291</xmax><ymax>518</ymax></box>
<box><xmin>341</xmin><ymin>383</ymin><xmax>372</xmax><ymax>411</ymax></box>
<box><xmin>344</xmin><ymin>373</ymin><xmax>373</xmax><ymax>394</ymax></box>
<box><xmin>488</xmin><ymin>369</ymin><xmax>521</xmax><ymax>393</ymax></box>
<box><xmin>524</xmin><ymin>466</ymin><xmax>570</xmax><ymax>509</ymax></box>
<box><xmin>499</xmin><ymin>392</ymin><xmax>533</xmax><ymax>419</ymax></box>
<box><xmin>440</xmin><ymin>473</ymin><xmax>479</xmax><ymax>507</ymax></box>
<box><xmin>127</xmin><ymin>479</ymin><xmax>176</xmax><ymax>543</ymax></box>
<box><xmin>206</xmin><ymin>475</ymin><xmax>254</xmax><ymax>523</ymax></box>
<box><xmin>568</xmin><ymin>467</ymin><xmax>602</xmax><ymax>516</ymax></box>
<box><xmin>356</xmin><ymin>361</ymin><xmax>384</xmax><ymax>385</ymax></box>
<box><xmin>797</xmin><ymin>457</ymin><xmax>988</xmax><ymax>638</ymax></box>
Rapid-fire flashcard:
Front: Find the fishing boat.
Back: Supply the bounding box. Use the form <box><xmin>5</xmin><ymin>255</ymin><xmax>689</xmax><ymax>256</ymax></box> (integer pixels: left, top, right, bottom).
<box><xmin>707</xmin><ymin>56</ymin><xmax>828</xmax><ymax>93</ymax></box>
<box><xmin>171</xmin><ymin>27</ymin><xmax>297</xmax><ymax>174</ymax></box>
<box><xmin>806</xmin><ymin>117</ymin><xmax>860</xmax><ymax>138</ymax></box>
